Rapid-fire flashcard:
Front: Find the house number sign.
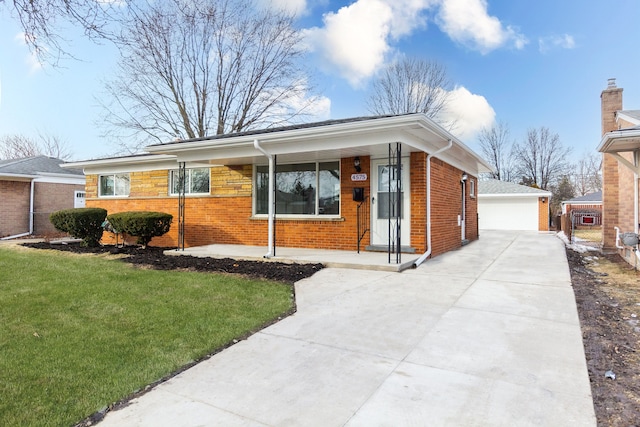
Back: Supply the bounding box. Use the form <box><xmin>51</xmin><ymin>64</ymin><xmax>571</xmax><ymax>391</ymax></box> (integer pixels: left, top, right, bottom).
<box><xmin>351</xmin><ymin>173</ymin><xmax>367</xmax><ymax>182</ymax></box>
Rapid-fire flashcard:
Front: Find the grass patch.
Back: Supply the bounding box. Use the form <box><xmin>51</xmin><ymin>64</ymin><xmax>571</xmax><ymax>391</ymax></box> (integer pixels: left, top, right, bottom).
<box><xmin>0</xmin><ymin>247</ymin><xmax>294</xmax><ymax>426</ymax></box>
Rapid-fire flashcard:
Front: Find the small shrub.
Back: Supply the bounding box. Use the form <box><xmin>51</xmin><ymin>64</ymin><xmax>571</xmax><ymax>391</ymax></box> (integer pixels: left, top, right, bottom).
<box><xmin>49</xmin><ymin>208</ymin><xmax>107</xmax><ymax>247</ymax></box>
<box><xmin>107</xmin><ymin>211</ymin><xmax>173</xmax><ymax>248</ymax></box>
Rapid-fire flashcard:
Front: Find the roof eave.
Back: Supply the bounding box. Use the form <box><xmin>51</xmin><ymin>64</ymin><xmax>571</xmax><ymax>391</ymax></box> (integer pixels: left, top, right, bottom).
<box><xmin>145</xmin><ymin>114</ymin><xmax>493</xmax><ymax>173</ymax></box>
<box><xmin>598</xmin><ymin>128</ymin><xmax>640</xmax><ymax>153</ymax></box>
<box><xmin>478</xmin><ymin>192</ymin><xmax>552</xmax><ymax>198</ymax></box>
<box><xmin>61</xmin><ymin>154</ymin><xmax>178</xmax><ymax>169</ymax></box>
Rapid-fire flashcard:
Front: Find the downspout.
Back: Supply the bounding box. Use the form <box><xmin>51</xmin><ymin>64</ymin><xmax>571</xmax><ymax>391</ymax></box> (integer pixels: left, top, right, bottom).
<box><xmin>460</xmin><ymin>174</ymin><xmax>467</xmax><ymax>242</ymax></box>
<box><xmin>253</xmin><ymin>139</ymin><xmax>274</xmax><ymax>258</ymax></box>
<box><xmin>635</xmin><ymin>150</ymin><xmax>639</xmax><ymax>236</ymax></box>
<box><xmin>29</xmin><ymin>178</ymin><xmax>35</xmax><ymax>235</ymax></box>
<box><xmin>413</xmin><ymin>139</ymin><xmax>453</xmax><ymax>268</ymax></box>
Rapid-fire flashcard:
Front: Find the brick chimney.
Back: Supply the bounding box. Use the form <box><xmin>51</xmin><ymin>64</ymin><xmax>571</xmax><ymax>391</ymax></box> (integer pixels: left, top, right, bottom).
<box><xmin>601</xmin><ymin>78</ymin><xmax>623</xmax><ymax>135</ymax></box>
<box><xmin>601</xmin><ymin>78</ymin><xmax>623</xmax><ymax>249</ymax></box>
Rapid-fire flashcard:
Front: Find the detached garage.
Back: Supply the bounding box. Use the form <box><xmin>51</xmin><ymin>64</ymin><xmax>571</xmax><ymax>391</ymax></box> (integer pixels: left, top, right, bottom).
<box><xmin>478</xmin><ymin>179</ymin><xmax>551</xmax><ymax>231</ymax></box>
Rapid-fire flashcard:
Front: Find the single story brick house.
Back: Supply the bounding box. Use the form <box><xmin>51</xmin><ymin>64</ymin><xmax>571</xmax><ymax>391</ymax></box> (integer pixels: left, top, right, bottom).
<box><xmin>0</xmin><ymin>156</ymin><xmax>86</xmax><ymax>239</ymax></box>
<box><xmin>598</xmin><ymin>79</ymin><xmax>640</xmax><ymax>267</ymax></box>
<box><xmin>561</xmin><ymin>191</ymin><xmax>602</xmax><ymax>214</ymax></box>
<box><xmin>477</xmin><ymin>179</ymin><xmax>551</xmax><ymax>231</ymax></box>
<box><xmin>561</xmin><ymin>191</ymin><xmax>602</xmax><ymax>228</ymax></box>
<box><xmin>64</xmin><ymin>114</ymin><xmax>492</xmax><ymax>265</ymax></box>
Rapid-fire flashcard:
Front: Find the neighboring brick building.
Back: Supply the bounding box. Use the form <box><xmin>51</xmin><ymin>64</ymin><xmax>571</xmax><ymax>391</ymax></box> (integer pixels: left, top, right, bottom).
<box><xmin>64</xmin><ymin>114</ymin><xmax>492</xmax><ymax>264</ymax></box>
<box><xmin>0</xmin><ymin>156</ymin><xmax>86</xmax><ymax>238</ymax></box>
<box><xmin>598</xmin><ymin>79</ymin><xmax>640</xmax><ymax>267</ymax></box>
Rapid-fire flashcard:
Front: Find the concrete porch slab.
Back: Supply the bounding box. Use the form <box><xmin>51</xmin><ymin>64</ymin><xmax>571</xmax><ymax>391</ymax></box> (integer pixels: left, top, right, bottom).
<box><xmin>165</xmin><ymin>244</ymin><xmax>418</xmax><ymax>272</ymax></box>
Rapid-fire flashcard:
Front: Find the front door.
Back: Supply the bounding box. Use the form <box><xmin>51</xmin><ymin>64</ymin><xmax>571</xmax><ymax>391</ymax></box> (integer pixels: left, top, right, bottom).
<box><xmin>370</xmin><ymin>158</ymin><xmax>411</xmax><ymax>246</ymax></box>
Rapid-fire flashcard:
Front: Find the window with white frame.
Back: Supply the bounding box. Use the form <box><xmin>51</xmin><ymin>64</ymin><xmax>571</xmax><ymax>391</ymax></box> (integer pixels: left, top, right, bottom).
<box><xmin>255</xmin><ymin>161</ymin><xmax>340</xmax><ymax>216</ymax></box>
<box><xmin>470</xmin><ymin>178</ymin><xmax>476</xmax><ymax>198</ymax></box>
<box><xmin>169</xmin><ymin>168</ymin><xmax>210</xmax><ymax>195</ymax></box>
<box><xmin>99</xmin><ymin>174</ymin><xmax>130</xmax><ymax>197</ymax></box>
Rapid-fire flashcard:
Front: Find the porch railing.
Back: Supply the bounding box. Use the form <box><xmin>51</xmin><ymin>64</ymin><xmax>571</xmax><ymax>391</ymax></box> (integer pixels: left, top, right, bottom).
<box><xmin>357</xmin><ymin>196</ymin><xmax>369</xmax><ymax>253</ymax></box>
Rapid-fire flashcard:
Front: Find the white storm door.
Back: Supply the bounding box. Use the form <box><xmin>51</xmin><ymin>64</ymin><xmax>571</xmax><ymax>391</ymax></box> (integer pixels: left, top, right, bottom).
<box><xmin>370</xmin><ymin>158</ymin><xmax>411</xmax><ymax>246</ymax></box>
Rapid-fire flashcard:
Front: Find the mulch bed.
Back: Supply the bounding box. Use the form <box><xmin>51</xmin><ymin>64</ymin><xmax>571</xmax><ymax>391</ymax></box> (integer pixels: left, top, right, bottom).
<box><xmin>20</xmin><ymin>242</ymin><xmax>323</xmax><ymax>285</ymax></box>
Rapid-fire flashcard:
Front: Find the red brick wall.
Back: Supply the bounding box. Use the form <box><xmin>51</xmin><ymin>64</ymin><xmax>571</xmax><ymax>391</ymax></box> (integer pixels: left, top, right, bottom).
<box><xmin>538</xmin><ymin>198</ymin><xmax>549</xmax><ymax>231</ymax></box>
<box><xmin>33</xmin><ymin>182</ymin><xmax>85</xmax><ymax>235</ymax></box>
<box><xmin>85</xmin><ymin>155</ymin><xmax>478</xmax><ymax>256</ymax></box>
<box><xmin>428</xmin><ymin>157</ymin><xmax>478</xmax><ymax>257</ymax></box>
<box><xmin>0</xmin><ymin>180</ymin><xmax>31</xmax><ymax>237</ymax></box>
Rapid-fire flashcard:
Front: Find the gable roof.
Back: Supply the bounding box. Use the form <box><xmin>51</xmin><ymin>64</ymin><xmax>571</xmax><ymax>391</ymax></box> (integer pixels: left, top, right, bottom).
<box><xmin>0</xmin><ymin>156</ymin><xmax>85</xmax><ymax>183</ymax></box>
<box><xmin>562</xmin><ymin>190</ymin><xmax>602</xmax><ymax>204</ymax></box>
<box><xmin>617</xmin><ymin>110</ymin><xmax>640</xmax><ymax>125</ymax></box>
<box><xmin>478</xmin><ymin>179</ymin><xmax>551</xmax><ymax>197</ymax></box>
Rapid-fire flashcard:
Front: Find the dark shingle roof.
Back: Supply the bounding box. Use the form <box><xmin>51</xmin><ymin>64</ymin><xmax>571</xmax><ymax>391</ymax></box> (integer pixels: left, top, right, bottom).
<box><xmin>0</xmin><ymin>156</ymin><xmax>84</xmax><ymax>176</ymax></box>
<box><xmin>147</xmin><ymin>114</ymin><xmax>408</xmax><ymax>147</ymax></box>
<box><xmin>478</xmin><ymin>179</ymin><xmax>550</xmax><ymax>195</ymax></box>
<box><xmin>563</xmin><ymin>191</ymin><xmax>602</xmax><ymax>204</ymax></box>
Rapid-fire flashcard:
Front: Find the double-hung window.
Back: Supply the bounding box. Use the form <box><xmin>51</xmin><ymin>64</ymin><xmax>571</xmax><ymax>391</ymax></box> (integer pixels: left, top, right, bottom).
<box><xmin>99</xmin><ymin>174</ymin><xmax>130</xmax><ymax>197</ymax></box>
<box><xmin>255</xmin><ymin>161</ymin><xmax>340</xmax><ymax>216</ymax></box>
<box><xmin>169</xmin><ymin>168</ymin><xmax>210</xmax><ymax>195</ymax></box>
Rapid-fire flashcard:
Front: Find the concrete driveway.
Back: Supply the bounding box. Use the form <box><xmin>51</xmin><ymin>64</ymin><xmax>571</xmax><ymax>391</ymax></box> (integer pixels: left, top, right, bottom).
<box><xmin>99</xmin><ymin>230</ymin><xmax>596</xmax><ymax>426</ymax></box>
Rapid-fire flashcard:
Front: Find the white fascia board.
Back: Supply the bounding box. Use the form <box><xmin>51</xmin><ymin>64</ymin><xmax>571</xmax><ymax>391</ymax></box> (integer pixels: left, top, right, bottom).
<box><xmin>62</xmin><ymin>154</ymin><xmax>179</xmax><ymax>172</ymax></box>
<box><xmin>562</xmin><ymin>200</ymin><xmax>602</xmax><ymax>205</ymax></box>
<box><xmin>0</xmin><ymin>173</ymin><xmax>37</xmax><ymax>181</ymax></box>
<box><xmin>61</xmin><ymin>155</ymin><xmax>213</xmax><ymax>175</ymax></box>
<box><xmin>597</xmin><ymin>128</ymin><xmax>640</xmax><ymax>152</ymax></box>
<box><xmin>478</xmin><ymin>192</ymin><xmax>551</xmax><ymax>199</ymax></box>
<box><xmin>33</xmin><ymin>175</ymin><xmax>86</xmax><ymax>185</ymax></box>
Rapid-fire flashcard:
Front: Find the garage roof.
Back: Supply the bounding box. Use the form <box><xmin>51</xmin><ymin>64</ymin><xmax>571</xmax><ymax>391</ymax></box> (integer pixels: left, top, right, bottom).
<box><xmin>478</xmin><ymin>179</ymin><xmax>551</xmax><ymax>198</ymax></box>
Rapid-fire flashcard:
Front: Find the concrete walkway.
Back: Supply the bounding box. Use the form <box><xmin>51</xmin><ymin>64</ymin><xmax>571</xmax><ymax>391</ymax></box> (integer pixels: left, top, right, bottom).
<box><xmin>99</xmin><ymin>231</ymin><xmax>596</xmax><ymax>426</ymax></box>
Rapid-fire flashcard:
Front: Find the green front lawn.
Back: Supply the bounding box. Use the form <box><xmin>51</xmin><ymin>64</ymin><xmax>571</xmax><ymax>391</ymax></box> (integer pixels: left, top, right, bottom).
<box><xmin>0</xmin><ymin>246</ymin><xmax>294</xmax><ymax>426</ymax></box>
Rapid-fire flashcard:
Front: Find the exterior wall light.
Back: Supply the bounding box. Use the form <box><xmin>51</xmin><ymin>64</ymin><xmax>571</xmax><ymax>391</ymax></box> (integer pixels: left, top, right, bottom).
<box><xmin>354</xmin><ymin>156</ymin><xmax>361</xmax><ymax>172</ymax></box>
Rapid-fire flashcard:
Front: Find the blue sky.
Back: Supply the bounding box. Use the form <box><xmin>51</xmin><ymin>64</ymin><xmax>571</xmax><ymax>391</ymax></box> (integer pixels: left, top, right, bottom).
<box><xmin>1</xmin><ymin>0</ymin><xmax>639</xmax><ymax>161</ymax></box>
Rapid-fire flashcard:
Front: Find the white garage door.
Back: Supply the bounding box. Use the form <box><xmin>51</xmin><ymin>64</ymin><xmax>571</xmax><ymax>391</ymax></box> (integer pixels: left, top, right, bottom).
<box><xmin>478</xmin><ymin>197</ymin><xmax>539</xmax><ymax>231</ymax></box>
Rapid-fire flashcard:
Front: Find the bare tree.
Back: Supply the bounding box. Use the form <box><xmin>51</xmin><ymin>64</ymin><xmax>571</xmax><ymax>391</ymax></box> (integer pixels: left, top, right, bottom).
<box><xmin>100</xmin><ymin>0</ymin><xmax>315</xmax><ymax>151</ymax></box>
<box><xmin>0</xmin><ymin>133</ymin><xmax>72</xmax><ymax>159</ymax></box>
<box><xmin>2</xmin><ymin>0</ymin><xmax>131</xmax><ymax>64</ymax></box>
<box><xmin>573</xmin><ymin>152</ymin><xmax>602</xmax><ymax>196</ymax></box>
<box><xmin>366</xmin><ymin>58</ymin><xmax>452</xmax><ymax>119</ymax></box>
<box><xmin>477</xmin><ymin>121</ymin><xmax>516</xmax><ymax>181</ymax></box>
<box><xmin>513</xmin><ymin>127</ymin><xmax>572</xmax><ymax>190</ymax></box>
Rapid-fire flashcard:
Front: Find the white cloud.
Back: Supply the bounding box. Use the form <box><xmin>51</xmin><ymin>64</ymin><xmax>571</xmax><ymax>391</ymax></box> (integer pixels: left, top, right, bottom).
<box><xmin>288</xmin><ymin>91</ymin><xmax>332</xmax><ymax>121</ymax></box>
<box><xmin>257</xmin><ymin>0</ymin><xmax>309</xmax><ymax>16</ymax></box>
<box><xmin>302</xmin><ymin>0</ymin><xmax>435</xmax><ymax>87</ymax></box>
<box><xmin>538</xmin><ymin>34</ymin><xmax>575</xmax><ymax>53</ymax></box>
<box><xmin>302</xmin><ymin>0</ymin><xmax>528</xmax><ymax>87</ymax></box>
<box><xmin>435</xmin><ymin>86</ymin><xmax>495</xmax><ymax>140</ymax></box>
<box><xmin>14</xmin><ymin>32</ymin><xmax>42</xmax><ymax>74</ymax></box>
<box><xmin>435</xmin><ymin>0</ymin><xmax>527</xmax><ymax>53</ymax></box>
